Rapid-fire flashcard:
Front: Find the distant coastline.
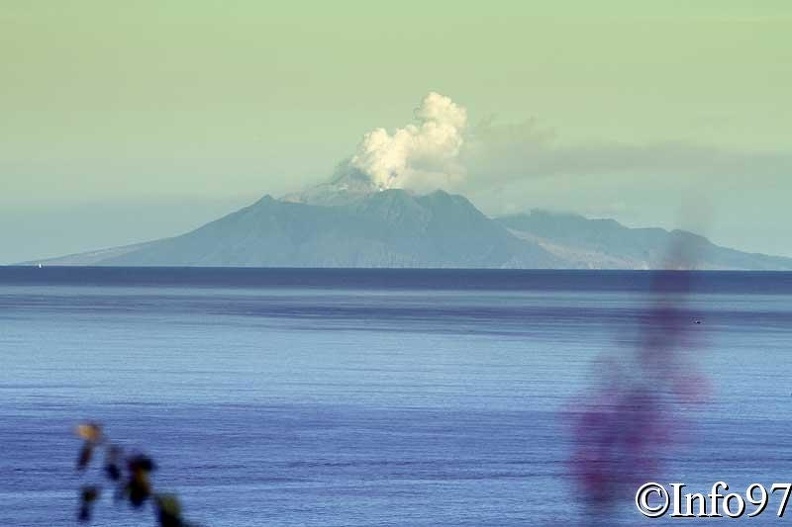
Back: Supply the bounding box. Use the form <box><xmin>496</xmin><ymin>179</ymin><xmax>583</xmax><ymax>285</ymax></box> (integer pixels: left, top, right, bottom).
<box><xmin>3</xmin><ymin>267</ymin><xmax>792</xmax><ymax>295</ymax></box>
<box><xmin>18</xmin><ymin>190</ymin><xmax>792</xmax><ymax>271</ymax></box>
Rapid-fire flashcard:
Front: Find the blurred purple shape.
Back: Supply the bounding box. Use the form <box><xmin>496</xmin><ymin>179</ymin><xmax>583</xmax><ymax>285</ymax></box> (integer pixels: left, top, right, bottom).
<box><xmin>566</xmin><ymin>243</ymin><xmax>709</xmax><ymax>516</ymax></box>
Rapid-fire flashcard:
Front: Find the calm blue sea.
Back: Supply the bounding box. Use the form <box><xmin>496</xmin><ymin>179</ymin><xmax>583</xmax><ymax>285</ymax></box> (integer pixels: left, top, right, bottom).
<box><xmin>2</xmin><ymin>268</ymin><xmax>792</xmax><ymax>526</ymax></box>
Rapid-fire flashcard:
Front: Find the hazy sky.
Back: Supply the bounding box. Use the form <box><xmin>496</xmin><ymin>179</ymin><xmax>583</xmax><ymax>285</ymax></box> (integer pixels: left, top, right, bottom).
<box><xmin>2</xmin><ymin>1</ymin><xmax>791</xmax><ymax>263</ymax></box>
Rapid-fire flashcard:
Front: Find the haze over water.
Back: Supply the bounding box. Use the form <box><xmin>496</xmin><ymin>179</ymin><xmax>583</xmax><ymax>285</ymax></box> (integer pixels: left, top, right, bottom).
<box><xmin>2</xmin><ymin>268</ymin><xmax>792</xmax><ymax>525</ymax></box>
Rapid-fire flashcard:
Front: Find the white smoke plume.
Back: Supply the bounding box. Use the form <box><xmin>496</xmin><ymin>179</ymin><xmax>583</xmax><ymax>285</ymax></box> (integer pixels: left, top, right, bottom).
<box><xmin>349</xmin><ymin>92</ymin><xmax>468</xmax><ymax>192</ymax></box>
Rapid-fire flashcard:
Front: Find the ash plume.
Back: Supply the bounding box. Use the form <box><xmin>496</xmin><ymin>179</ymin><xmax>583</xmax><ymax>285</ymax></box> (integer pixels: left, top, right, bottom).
<box><xmin>349</xmin><ymin>92</ymin><xmax>468</xmax><ymax>192</ymax></box>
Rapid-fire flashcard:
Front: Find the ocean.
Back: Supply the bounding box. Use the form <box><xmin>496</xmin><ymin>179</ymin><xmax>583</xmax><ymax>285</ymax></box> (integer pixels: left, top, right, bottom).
<box><xmin>2</xmin><ymin>268</ymin><xmax>792</xmax><ymax>526</ymax></box>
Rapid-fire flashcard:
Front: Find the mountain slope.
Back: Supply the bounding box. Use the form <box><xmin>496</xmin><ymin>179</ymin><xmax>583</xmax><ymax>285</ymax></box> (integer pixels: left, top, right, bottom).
<box><xmin>74</xmin><ymin>190</ymin><xmax>561</xmax><ymax>268</ymax></box>
<box><xmin>31</xmin><ymin>194</ymin><xmax>792</xmax><ymax>270</ymax></box>
<box><xmin>497</xmin><ymin>210</ymin><xmax>792</xmax><ymax>270</ymax></box>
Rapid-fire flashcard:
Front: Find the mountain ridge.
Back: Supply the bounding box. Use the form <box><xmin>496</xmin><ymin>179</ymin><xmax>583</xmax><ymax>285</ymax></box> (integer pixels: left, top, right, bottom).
<box><xmin>497</xmin><ymin>209</ymin><xmax>792</xmax><ymax>270</ymax></box>
<box><xmin>23</xmin><ymin>191</ymin><xmax>792</xmax><ymax>270</ymax></box>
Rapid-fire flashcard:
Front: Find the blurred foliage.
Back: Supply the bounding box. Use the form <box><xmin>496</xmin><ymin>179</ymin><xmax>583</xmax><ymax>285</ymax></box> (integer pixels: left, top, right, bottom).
<box><xmin>74</xmin><ymin>422</ymin><xmax>204</xmax><ymax>526</ymax></box>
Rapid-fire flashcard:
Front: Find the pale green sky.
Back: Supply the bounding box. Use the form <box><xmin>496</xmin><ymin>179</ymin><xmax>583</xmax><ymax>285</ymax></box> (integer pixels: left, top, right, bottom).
<box><xmin>1</xmin><ymin>1</ymin><xmax>791</xmax><ymax>262</ymax></box>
